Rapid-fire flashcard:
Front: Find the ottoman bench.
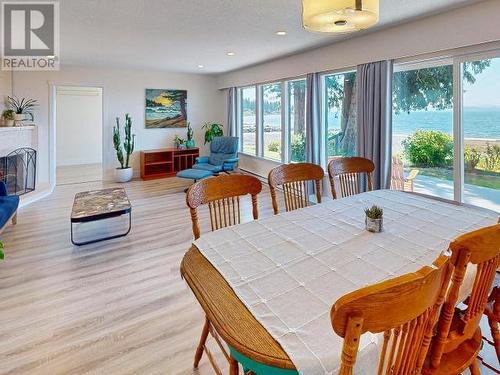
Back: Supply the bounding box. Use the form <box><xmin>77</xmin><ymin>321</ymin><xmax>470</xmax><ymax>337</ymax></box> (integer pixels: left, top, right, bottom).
<box><xmin>176</xmin><ymin>169</ymin><xmax>213</xmax><ymax>192</ymax></box>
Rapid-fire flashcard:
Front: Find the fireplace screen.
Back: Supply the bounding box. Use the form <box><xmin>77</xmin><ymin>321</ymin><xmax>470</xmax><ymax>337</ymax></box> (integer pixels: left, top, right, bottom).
<box><xmin>0</xmin><ymin>148</ymin><xmax>36</xmax><ymax>195</ymax></box>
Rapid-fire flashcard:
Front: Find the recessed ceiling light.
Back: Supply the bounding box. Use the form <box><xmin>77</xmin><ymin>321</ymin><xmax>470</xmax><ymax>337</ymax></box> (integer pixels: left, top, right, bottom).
<box><xmin>226</xmin><ymin>52</ymin><xmax>235</xmax><ymax>56</ymax></box>
<box><xmin>276</xmin><ymin>31</ymin><xmax>287</xmax><ymax>36</ymax></box>
<box><xmin>197</xmin><ymin>64</ymin><xmax>204</xmax><ymax>69</ymax></box>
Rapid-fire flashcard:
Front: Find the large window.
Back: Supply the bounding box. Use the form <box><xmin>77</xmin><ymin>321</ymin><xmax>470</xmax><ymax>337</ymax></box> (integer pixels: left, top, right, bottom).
<box><xmin>238</xmin><ymin>79</ymin><xmax>307</xmax><ymax>163</ymax></box>
<box><xmin>462</xmin><ymin>57</ymin><xmax>500</xmax><ymax>211</ymax></box>
<box><xmin>288</xmin><ymin>79</ymin><xmax>306</xmax><ymax>162</ymax></box>
<box><xmin>392</xmin><ymin>63</ymin><xmax>455</xmax><ymax>200</ymax></box>
<box><xmin>262</xmin><ymin>83</ymin><xmax>282</xmax><ymax>161</ymax></box>
<box><xmin>324</xmin><ymin>71</ymin><xmax>357</xmax><ymax>162</ymax></box>
<box><xmin>241</xmin><ymin>87</ymin><xmax>256</xmax><ymax>155</ymax></box>
<box><xmin>392</xmin><ymin>55</ymin><xmax>500</xmax><ymax>212</ymax></box>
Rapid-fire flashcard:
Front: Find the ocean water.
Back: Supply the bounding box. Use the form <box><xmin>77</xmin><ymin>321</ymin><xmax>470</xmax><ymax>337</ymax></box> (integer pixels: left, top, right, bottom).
<box><xmin>247</xmin><ymin>108</ymin><xmax>500</xmax><ymax>139</ymax></box>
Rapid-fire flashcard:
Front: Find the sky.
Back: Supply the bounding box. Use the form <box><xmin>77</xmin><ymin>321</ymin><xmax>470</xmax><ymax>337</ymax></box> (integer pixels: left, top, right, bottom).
<box><xmin>463</xmin><ymin>57</ymin><xmax>500</xmax><ymax>108</ymax></box>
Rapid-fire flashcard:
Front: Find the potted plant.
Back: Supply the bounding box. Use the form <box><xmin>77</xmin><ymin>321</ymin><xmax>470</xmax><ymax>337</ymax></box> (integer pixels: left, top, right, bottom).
<box><xmin>7</xmin><ymin>96</ymin><xmax>38</xmax><ymax>125</ymax></box>
<box><xmin>113</xmin><ymin>113</ymin><xmax>135</xmax><ymax>183</ymax></box>
<box><xmin>202</xmin><ymin>122</ymin><xmax>223</xmax><ymax>145</ymax></box>
<box><xmin>364</xmin><ymin>205</ymin><xmax>383</xmax><ymax>233</ymax></box>
<box><xmin>186</xmin><ymin>122</ymin><xmax>195</xmax><ymax>148</ymax></box>
<box><xmin>2</xmin><ymin>109</ymin><xmax>15</xmax><ymax>127</ymax></box>
<box><xmin>174</xmin><ymin>135</ymin><xmax>186</xmax><ymax>149</ymax></box>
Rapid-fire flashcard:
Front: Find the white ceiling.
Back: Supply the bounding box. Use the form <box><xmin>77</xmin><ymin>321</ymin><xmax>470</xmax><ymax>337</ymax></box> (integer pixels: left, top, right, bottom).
<box><xmin>59</xmin><ymin>0</ymin><xmax>484</xmax><ymax>74</ymax></box>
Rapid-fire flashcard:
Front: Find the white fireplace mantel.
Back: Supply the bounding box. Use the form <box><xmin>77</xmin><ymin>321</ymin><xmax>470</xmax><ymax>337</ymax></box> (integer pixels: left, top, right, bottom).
<box><xmin>0</xmin><ymin>125</ymin><xmax>37</xmax><ymax>156</ymax></box>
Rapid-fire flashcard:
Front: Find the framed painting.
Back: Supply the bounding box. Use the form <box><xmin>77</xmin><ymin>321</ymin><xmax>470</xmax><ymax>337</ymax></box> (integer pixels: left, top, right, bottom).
<box><xmin>145</xmin><ymin>89</ymin><xmax>187</xmax><ymax>128</ymax></box>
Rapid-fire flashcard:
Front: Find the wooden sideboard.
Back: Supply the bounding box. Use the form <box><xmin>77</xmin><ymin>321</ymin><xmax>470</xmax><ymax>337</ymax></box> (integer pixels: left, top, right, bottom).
<box><xmin>140</xmin><ymin>148</ymin><xmax>200</xmax><ymax>180</ymax></box>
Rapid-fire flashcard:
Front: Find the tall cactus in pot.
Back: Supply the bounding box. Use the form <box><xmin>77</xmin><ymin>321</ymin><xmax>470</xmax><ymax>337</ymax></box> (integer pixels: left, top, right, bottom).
<box><xmin>113</xmin><ymin>113</ymin><xmax>136</xmax><ymax>182</ymax></box>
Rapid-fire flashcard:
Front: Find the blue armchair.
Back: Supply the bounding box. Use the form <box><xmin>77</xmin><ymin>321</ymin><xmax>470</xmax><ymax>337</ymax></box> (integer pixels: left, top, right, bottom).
<box><xmin>0</xmin><ymin>181</ymin><xmax>19</xmax><ymax>233</ymax></box>
<box><xmin>193</xmin><ymin>136</ymin><xmax>239</xmax><ymax>174</ymax></box>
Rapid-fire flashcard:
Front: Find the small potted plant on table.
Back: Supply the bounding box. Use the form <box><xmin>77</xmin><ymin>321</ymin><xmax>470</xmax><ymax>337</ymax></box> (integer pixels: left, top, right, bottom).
<box><xmin>113</xmin><ymin>113</ymin><xmax>135</xmax><ymax>183</ymax></box>
<box><xmin>365</xmin><ymin>205</ymin><xmax>383</xmax><ymax>233</ymax></box>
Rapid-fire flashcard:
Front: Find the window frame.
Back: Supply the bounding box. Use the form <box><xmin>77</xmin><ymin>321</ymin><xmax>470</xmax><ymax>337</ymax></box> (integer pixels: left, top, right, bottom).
<box><xmin>237</xmin><ymin>76</ymin><xmax>307</xmax><ymax>163</ymax></box>
<box><xmin>239</xmin><ymin>85</ymin><xmax>258</xmax><ymax>156</ymax></box>
<box><xmin>320</xmin><ymin>67</ymin><xmax>357</xmax><ymax>170</ymax></box>
<box><xmin>393</xmin><ymin>49</ymin><xmax>500</xmax><ymax>206</ymax></box>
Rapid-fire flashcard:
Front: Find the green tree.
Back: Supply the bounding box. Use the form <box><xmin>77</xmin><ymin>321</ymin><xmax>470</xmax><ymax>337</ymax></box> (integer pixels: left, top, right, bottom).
<box><xmin>392</xmin><ymin>60</ymin><xmax>491</xmax><ymax>114</ymax></box>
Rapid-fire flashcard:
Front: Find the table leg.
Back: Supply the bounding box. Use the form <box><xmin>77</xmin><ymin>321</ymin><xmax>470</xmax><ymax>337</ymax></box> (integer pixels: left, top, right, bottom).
<box><xmin>71</xmin><ymin>211</ymin><xmax>132</xmax><ymax>246</ymax></box>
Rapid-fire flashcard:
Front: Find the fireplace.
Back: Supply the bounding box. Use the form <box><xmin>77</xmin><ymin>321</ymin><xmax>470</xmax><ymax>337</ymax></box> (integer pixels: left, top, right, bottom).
<box><xmin>0</xmin><ymin>148</ymin><xmax>36</xmax><ymax>195</ymax></box>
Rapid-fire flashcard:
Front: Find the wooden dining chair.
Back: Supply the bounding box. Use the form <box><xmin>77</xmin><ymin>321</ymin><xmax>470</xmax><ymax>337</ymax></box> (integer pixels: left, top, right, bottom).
<box><xmin>331</xmin><ymin>254</ymin><xmax>451</xmax><ymax>375</ymax></box>
<box><xmin>186</xmin><ymin>174</ymin><xmax>263</xmax><ymax>240</ymax></box>
<box><xmin>424</xmin><ymin>223</ymin><xmax>500</xmax><ymax>375</ymax></box>
<box><xmin>268</xmin><ymin>163</ymin><xmax>324</xmax><ymax>215</ymax></box>
<box><xmin>328</xmin><ymin>157</ymin><xmax>375</xmax><ymax>199</ymax></box>
<box><xmin>185</xmin><ymin>174</ymin><xmax>262</xmax><ymax>375</ymax></box>
<box><xmin>484</xmin><ymin>283</ymin><xmax>500</xmax><ymax>361</ymax></box>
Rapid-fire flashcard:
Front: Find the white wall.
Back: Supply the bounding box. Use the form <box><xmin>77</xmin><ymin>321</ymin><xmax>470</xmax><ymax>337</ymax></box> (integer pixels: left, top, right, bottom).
<box><xmin>12</xmin><ymin>65</ymin><xmax>225</xmax><ymax>183</ymax></box>
<box><xmin>56</xmin><ymin>86</ymin><xmax>103</xmax><ymax>166</ymax></box>
<box><xmin>0</xmin><ymin>71</ymin><xmax>13</xmax><ymax>121</ymax></box>
<box><xmin>217</xmin><ymin>0</ymin><xmax>500</xmax><ymax>88</ymax></box>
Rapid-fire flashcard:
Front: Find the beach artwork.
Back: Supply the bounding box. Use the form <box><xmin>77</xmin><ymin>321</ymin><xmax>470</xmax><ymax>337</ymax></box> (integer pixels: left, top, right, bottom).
<box><xmin>145</xmin><ymin>89</ymin><xmax>187</xmax><ymax>128</ymax></box>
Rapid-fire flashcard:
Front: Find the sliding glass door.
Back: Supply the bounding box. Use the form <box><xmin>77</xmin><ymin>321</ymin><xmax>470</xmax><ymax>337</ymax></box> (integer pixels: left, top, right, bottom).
<box><xmin>392</xmin><ymin>63</ymin><xmax>455</xmax><ymax>199</ymax></box>
<box><xmin>392</xmin><ymin>53</ymin><xmax>500</xmax><ymax>212</ymax></box>
<box><xmin>461</xmin><ymin>57</ymin><xmax>500</xmax><ymax>211</ymax></box>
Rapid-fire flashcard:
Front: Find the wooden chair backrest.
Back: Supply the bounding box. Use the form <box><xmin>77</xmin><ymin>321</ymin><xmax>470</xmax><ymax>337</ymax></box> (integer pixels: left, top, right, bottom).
<box><xmin>429</xmin><ymin>223</ymin><xmax>500</xmax><ymax>368</ymax></box>
<box><xmin>328</xmin><ymin>157</ymin><xmax>375</xmax><ymax>199</ymax></box>
<box><xmin>186</xmin><ymin>174</ymin><xmax>262</xmax><ymax>239</ymax></box>
<box><xmin>391</xmin><ymin>156</ymin><xmax>405</xmax><ymax>191</ymax></box>
<box><xmin>331</xmin><ymin>255</ymin><xmax>451</xmax><ymax>375</ymax></box>
<box><xmin>268</xmin><ymin>163</ymin><xmax>324</xmax><ymax>215</ymax></box>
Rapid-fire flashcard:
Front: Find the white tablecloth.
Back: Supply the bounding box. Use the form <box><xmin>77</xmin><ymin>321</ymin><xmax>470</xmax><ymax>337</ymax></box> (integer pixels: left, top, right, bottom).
<box><xmin>194</xmin><ymin>190</ymin><xmax>499</xmax><ymax>375</ymax></box>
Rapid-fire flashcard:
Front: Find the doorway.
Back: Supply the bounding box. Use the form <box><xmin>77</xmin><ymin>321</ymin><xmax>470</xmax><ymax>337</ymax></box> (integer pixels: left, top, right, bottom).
<box><xmin>55</xmin><ymin>86</ymin><xmax>103</xmax><ymax>185</ymax></box>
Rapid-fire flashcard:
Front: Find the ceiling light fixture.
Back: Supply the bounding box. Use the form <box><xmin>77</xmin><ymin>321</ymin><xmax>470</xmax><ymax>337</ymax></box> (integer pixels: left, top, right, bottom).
<box><xmin>197</xmin><ymin>64</ymin><xmax>204</xmax><ymax>69</ymax></box>
<box><xmin>226</xmin><ymin>52</ymin><xmax>235</xmax><ymax>56</ymax></box>
<box><xmin>276</xmin><ymin>31</ymin><xmax>287</xmax><ymax>36</ymax></box>
<box><xmin>302</xmin><ymin>0</ymin><xmax>379</xmax><ymax>33</ymax></box>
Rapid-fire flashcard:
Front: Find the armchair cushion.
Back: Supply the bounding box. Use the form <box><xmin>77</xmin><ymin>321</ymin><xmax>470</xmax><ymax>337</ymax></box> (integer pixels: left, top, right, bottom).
<box><xmin>0</xmin><ymin>195</ymin><xmax>19</xmax><ymax>229</ymax></box>
<box><xmin>195</xmin><ymin>156</ymin><xmax>210</xmax><ymax>164</ymax></box>
<box><xmin>193</xmin><ymin>163</ymin><xmax>223</xmax><ymax>173</ymax></box>
<box><xmin>0</xmin><ymin>181</ymin><xmax>7</xmax><ymax>196</ymax></box>
<box><xmin>208</xmin><ymin>137</ymin><xmax>239</xmax><ymax>166</ymax></box>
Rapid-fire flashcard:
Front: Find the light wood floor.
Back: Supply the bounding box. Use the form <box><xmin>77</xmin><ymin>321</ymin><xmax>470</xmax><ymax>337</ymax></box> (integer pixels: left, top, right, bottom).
<box><xmin>0</xmin><ymin>177</ymin><xmax>276</xmax><ymax>375</ymax></box>
<box><xmin>0</xmin><ymin>177</ymin><xmax>496</xmax><ymax>374</ymax></box>
<box><xmin>56</xmin><ymin>163</ymin><xmax>102</xmax><ymax>185</ymax></box>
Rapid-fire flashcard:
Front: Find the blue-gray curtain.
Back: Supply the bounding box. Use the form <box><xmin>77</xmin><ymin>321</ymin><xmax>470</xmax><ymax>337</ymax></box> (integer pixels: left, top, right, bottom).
<box><xmin>227</xmin><ymin>87</ymin><xmax>238</xmax><ymax>137</ymax></box>
<box><xmin>356</xmin><ymin>60</ymin><xmax>393</xmax><ymax>190</ymax></box>
<box><xmin>306</xmin><ymin>73</ymin><xmax>321</xmax><ymax>165</ymax></box>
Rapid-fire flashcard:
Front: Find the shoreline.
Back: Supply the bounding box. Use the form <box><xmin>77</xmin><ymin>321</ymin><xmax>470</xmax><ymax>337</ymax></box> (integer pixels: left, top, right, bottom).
<box><xmin>393</xmin><ymin>134</ymin><xmax>500</xmax><ymax>153</ymax></box>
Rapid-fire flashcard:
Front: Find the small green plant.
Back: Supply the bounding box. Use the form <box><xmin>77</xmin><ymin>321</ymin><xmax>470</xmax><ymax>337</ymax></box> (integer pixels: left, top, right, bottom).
<box><xmin>186</xmin><ymin>122</ymin><xmax>194</xmax><ymax>141</ymax></box>
<box><xmin>113</xmin><ymin>114</ymin><xmax>135</xmax><ymax>169</ymax></box>
<box><xmin>365</xmin><ymin>205</ymin><xmax>383</xmax><ymax>219</ymax></box>
<box><xmin>267</xmin><ymin>141</ymin><xmax>280</xmax><ymax>153</ymax></box>
<box><xmin>484</xmin><ymin>143</ymin><xmax>500</xmax><ymax>172</ymax></box>
<box><xmin>0</xmin><ymin>240</ymin><xmax>4</xmax><ymax>260</ymax></box>
<box><xmin>174</xmin><ymin>135</ymin><xmax>185</xmax><ymax>147</ymax></box>
<box><xmin>7</xmin><ymin>96</ymin><xmax>38</xmax><ymax>120</ymax></box>
<box><xmin>402</xmin><ymin>130</ymin><xmax>453</xmax><ymax>168</ymax></box>
<box><xmin>464</xmin><ymin>146</ymin><xmax>481</xmax><ymax>172</ymax></box>
<box><xmin>202</xmin><ymin>122</ymin><xmax>223</xmax><ymax>145</ymax></box>
<box><xmin>291</xmin><ymin>133</ymin><xmax>306</xmax><ymax>162</ymax></box>
<box><xmin>2</xmin><ymin>109</ymin><xmax>14</xmax><ymax>120</ymax></box>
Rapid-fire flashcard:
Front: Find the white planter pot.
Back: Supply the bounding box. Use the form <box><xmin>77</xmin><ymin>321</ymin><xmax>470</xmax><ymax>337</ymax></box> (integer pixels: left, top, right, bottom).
<box><xmin>14</xmin><ymin>113</ymin><xmax>24</xmax><ymax>126</ymax></box>
<box><xmin>115</xmin><ymin>167</ymin><xmax>133</xmax><ymax>183</ymax></box>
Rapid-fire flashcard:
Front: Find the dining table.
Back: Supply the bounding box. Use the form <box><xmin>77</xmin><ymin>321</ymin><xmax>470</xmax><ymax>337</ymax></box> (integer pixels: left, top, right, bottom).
<box><xmin>180</xmin><ymin>190</ymin><xmax>499</xmax><ymax>375</ymax></box>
